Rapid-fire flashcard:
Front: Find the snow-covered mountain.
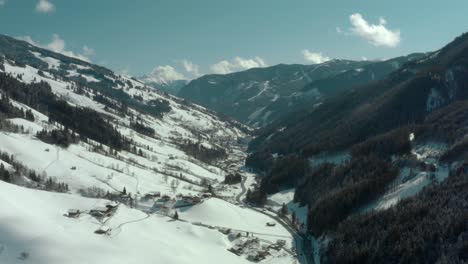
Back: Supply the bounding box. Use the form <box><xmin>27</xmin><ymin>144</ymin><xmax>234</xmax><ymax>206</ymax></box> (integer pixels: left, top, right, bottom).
<box><xmin>178</xmin><ymin>55</ymin><xmax>423</xmax><ymax>127</ymax></box>
<box><xmin>179</xmin><ymin>61</ymin><xmax>368</xmax><ymax>127</ymax></box>
<box><xmin>0</xmin><ymin>34</ymin><xmax>297</xmax><ymax>264</ymax></box>
<box><xmin>140</xmin><ymin>76</ymin><xmax>187</xmax><ymax>95</ymax></box>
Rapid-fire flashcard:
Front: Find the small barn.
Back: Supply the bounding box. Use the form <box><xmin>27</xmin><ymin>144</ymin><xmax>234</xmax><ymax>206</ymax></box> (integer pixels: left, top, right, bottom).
<box><xmin>94</xmin><ymin>225</ymin><xmax>110</xmax><ymax>235</ymax></box>
<box><xmin>66</xmin><ymin>209</ymin><xmax>80</xmax><ymax>218</ymax></box>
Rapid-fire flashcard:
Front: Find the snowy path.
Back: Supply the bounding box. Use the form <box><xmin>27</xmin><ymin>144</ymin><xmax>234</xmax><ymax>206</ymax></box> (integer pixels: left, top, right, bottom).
<box><xmin>235</xmin><ymin>175</ymin><xmax>247</xmax><ymax>202</ymax></box>
<box><xmin>110</xmin><ymin>214</ymin><xmax>151</xmax><ymax>237</ymax></box>
<box><xmin>234</xmin><ymin>171</ymin><xmax>312</xmax><ymax>264</ymax></box>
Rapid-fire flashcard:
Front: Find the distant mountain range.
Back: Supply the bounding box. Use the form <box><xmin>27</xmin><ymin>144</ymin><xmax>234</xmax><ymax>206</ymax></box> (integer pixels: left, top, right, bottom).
<box><xmin>177</xmin><ymin>55</ymin><xmax>424</xmax><ymax>127</ymax></box>
<box><xmin>139</xmin><ymin>76</ymin><xmax>187</xmax><ymax>95</ymax></box>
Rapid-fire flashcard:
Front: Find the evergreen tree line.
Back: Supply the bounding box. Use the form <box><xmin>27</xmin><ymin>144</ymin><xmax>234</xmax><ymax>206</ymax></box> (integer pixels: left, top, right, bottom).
<box><xmin>176</xmin><ymin>140</ymin><xmax>228</xmax><ymax>164</ymax></box>
<box><xmin>224</xmin><ymin>173</ymin><xmax>242</xmax><ymax>185</ymax></box>
<box><xmin>0</xmin><ymin>151</ymin><xmax>69</xmax><ymax>193</ymax></box>
<box><xmin>0</xmin><ymin>115</ymin><xmax>24</xmax><ymax>133</ymax></box>
<box><xmin>93</xmin><ymin>93</ymin><xmax>129</xmax><ymax>116</ymax></box>
<box><xmin>130</xmin><ymin>121</ymin><xmax>155</xmax><ymax>137</ymax></box>
<box><xmin>36</xmin><ymin>128</ymin><xmax>80</xmax><ymax>148</ymax></box>
<box><xmin>296</xmin><ymin>154</ymin><xmax>399</xmax><ymax>235</ymax></box>
<box><xmin>0</xmin><ymin>73</ymin><xmax>130</xmax><ymax>151</ymax></box>
<box><xmin>324</xmin><ymin>163</ymin><xmax>468</xmax><ymax>264</ymax></box>
<box><xmin>0</xmin><ymin>93</ymin><xmax>35</xmax><ymax>121</ymax></box>
<box><xmin>0</xmin><ymin>163</ymin><xmax>11</xmax><ymax>182</ymax></box>
<box><xmin>246</xmin><ymin>99</ymin><xmax>468</xmax><ymax>236</ymax></box>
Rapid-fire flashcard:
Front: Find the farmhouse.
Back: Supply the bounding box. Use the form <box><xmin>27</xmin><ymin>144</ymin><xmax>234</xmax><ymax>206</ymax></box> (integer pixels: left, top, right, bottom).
<box><xmin>89</xmin><ymin>206</ymin><xmax>115</xmax><ymax>218</ymax></box>
<box><xmin>94</xmin><ymin>225</ymin><xmax>110</xmax><ymax>235</ymax></box>
<box><xmin>161</xmin><ymin>195</ymin><xmax>172</xmax><ymax>202</ymax></box>
<box><xmin>66</xmin><ymin>209</ymin><xmax>80</xmax><ymax>218</ymax></box>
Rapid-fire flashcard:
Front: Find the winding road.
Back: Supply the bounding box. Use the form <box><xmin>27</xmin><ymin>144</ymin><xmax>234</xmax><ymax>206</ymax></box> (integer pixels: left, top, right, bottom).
<box><xmin>234</xmin><ymin>174</ymin><xmax>313</xmax><ymax>264</ymax></box>
<box><xmin>235</xmin><ymin>175</ymin><xmax>248</xmax><ymax>202</ymax></box>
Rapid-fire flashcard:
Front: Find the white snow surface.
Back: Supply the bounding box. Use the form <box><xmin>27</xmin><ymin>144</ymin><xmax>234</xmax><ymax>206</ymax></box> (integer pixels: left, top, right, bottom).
<box><xmin>0</xmin><ymin>181</ymin><xmax>254</xmax><ymax>264</ymax></box>
<box><xmin>179</xmin><ymin>198</ymin><xmax>291</xmax><ymax>237</ymax></box>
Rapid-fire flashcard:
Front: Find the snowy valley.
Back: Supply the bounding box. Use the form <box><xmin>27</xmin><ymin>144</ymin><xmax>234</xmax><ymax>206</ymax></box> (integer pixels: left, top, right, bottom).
<box><xmin>1</xmin><ymin>19</ymin><xmax>468</xmax><ymax>264</ymax></box>
<box><xmin>0</xmin><ymin>35</ymin><xmax>300</xmax><ymax>264</ymax></box>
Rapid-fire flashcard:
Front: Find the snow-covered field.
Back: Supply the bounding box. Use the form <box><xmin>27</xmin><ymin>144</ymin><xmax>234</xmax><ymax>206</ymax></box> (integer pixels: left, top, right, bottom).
<box><xmin>180</xmin><ymin>198</ymin><xmax>290</xmax><ymax>237</ymax></box>
<box><xmin>0</xmin><ymin>181</ymin><xmax>271</xmax><ymax>264</ymax></box>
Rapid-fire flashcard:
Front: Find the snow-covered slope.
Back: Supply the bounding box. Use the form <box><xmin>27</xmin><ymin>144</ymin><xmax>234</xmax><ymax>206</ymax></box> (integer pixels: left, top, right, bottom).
<box><xmin>0</xmin><ymin>34</ymin><xmax>297</xmax><ymax>264</ymax></box>
<box><xmin>0</xmin><ymin>181</ymin><xmax>270</xmax><ymax>264</ymax></box>
<box><xmin>179</xmin><ymin>61</ymin><xmax>370</xmax><ymax>127</ymax></box>
<box><xmin>0</xmin><ymin>42</ymin><xmax>246</xmax><ymax>195</ymax></box>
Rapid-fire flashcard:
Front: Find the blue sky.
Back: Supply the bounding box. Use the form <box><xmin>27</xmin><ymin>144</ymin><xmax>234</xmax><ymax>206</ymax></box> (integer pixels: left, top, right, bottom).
<box><xmin>1</xmin><ymin>0</ymin><xmax>467</xmax><ymax>80</ymax></box>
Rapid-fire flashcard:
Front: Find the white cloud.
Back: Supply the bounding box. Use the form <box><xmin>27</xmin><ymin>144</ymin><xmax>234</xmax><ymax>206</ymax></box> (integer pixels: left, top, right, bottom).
<box><xmin>146</xmin><ymin>65</ymin><xmax>186</xmax><ymax>84</ymax></box>
<box><xmin>349</xmin><ymin>13</ymin><xmax>400</xmax><ymax>48</ymax></box>
<box><xmin>119</xmin><ymin>68</ymin><xmax>131</xmax><ymax>76</ymax></box>
<box><xmin>46</xmin><ymin>34</ymin><xmax>90</xmax><ymax>61</ymax></box>
<box><xmin>379</xmin><ymin>17</ymin><xmax>387</xmax><ymax>25</ymax></box>
<box><xmin>210</xmin><ymin>60</ymin><xmax>232</xmax><ymax>75</ymax></box>
<box><xmin>16</xmin><ymin>36</ymin><xmax>38</xmax><ymax>46</ymax></box>
<box><xmin>82</xmin><ymin>45</ymin><xmax>95</xmax><ymax>57</ymax></box>
<box><xmin>16</xmin><ymin>34</ymin><xmax>92</xmax><ymax>62</ymax></box>
<box><xmin>301</xmin><ymin>50</ymin><xmax>331</xmax><ymax>64</ymax></box>
<box><xmin>336</xmin><ymin>26</ymin><xmax>343</xmax><ymax>33</ymax></box>
<box><xmin>0</xmin><ymin>0</ymin><xmax>6</xmax><ymax>7</ymax></box>
<box><xmin>182</xmin><ymin>60</ymin><xmax>201</xmax><ymax>78</ymax></box>
<box><xmin>46</xmin><ymin>34</ymin><xmax>65</xmax><ymax>52</ymax></box>
<box><xmin>210</xmin><ymin>56</ymin><xmax>267</xmax><ymax>74</ymax></box>
<box><xmin>36</xmin><ymin>0</ymin><xmax>55</xmax><ymax>13</ymax></box>
<box><xmin>145</xmin><ymin>56</ymin><xmax>267</xmax><ymax>82</ymax></box>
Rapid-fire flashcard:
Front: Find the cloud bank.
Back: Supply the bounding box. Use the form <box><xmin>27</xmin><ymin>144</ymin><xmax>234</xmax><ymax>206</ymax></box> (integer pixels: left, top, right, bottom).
<box><xmin>145</xmin><ymin>65</ymin><xmax>186</xmax><ymax>84</ymax></box>
<box><xmin>349</xmin><ymin>13</ymin><xmax>400</xmax><ymax>48</ymax></box>
<box><xmin>36</xmin><ymin>0</ymin><xmax>55</xmax><ymax>13</ymax></box>
<box><xmin>182</xmin><ymin>60</ymin><xmax>201</xmax><ymax>78</ymax></box>
<box><xmin>17</xmin><ymin>34</ymin><xmax>94</xmax><ymax>62</ymax></box>
<box><xmin>210</xmin><ymin>56</ymin><xmax>267</xmax><ymax>74</ymax></box>
<box><xmin>302</xmin><ymin>50</ymin><xmax>331</xmax><ymax>64</ymax></box>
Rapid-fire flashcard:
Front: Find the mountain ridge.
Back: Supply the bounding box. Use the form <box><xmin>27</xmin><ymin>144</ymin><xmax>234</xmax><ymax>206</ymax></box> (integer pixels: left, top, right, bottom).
<box><xmin>178</xmin><ymin>55</ymin><xmax>424</xmax><ymax>127</ymax></box>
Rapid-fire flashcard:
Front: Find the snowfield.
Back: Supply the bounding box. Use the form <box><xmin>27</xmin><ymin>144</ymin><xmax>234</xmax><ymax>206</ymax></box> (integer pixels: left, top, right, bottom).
<box><xmin>180</xmin><ymin>198</ymin><xmax>291</xmax><ymax>237</ymax></box>
<box><xmin>0</xmin><ymin>181</ymin><xmax>258</xmax><ymax>264</ymax></box>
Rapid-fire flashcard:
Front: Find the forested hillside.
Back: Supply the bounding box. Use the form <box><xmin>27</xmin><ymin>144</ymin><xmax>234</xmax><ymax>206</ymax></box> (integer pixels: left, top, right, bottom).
<box><xmin>244</xmin><ymin>33</ymin><xmax>468</xmax><ymax>261</ymax></box>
